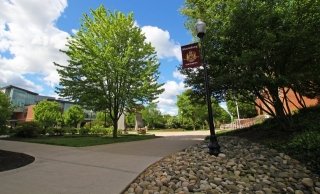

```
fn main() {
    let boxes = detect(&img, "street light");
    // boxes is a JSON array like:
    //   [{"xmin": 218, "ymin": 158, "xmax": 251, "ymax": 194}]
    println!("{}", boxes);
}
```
[{"xmin": 195, "ymin": 19, "xmax": 221, "ymax": 156}]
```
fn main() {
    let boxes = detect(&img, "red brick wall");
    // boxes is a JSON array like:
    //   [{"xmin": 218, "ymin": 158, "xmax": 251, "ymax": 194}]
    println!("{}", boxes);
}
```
[
  {"xmin": 25, "ymin": 105, "xmax": 35, "ymax": 121},
  {"xmin": 256, "ymin": 88, "xmax": 319, "ymax": 115}
]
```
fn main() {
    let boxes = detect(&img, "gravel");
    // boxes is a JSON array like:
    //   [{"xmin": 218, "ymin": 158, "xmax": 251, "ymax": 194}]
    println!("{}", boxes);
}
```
[{"xmin": 123, "ymin": 136, "xmax": 320, "ymax": 194}]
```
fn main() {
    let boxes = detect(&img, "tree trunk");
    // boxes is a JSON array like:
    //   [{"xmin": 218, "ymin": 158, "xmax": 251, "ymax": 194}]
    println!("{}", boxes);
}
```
[
  {"xmin": 267, "ymin": 86, "xmax": 293, "ymax": 131},
  {"xmin": 104, "ymin": 110, "xmax": 107, "ymax": 127},
  {"xmin": 112, "ymin": 119, "xmax": 118, "ymax": 138}
]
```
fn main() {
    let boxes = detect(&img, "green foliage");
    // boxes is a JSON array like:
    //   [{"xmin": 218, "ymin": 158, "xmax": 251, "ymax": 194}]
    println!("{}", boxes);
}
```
[
  {"xmin": 165, "ymin": 115, "xmax": 181, "ymax": 129},
  {"xmin": 0, "ymin": 92, "xmax": 12, "ymax": 129},
  {"xmin": 181, "ymin": 0, "xmax": 320, "ymax": 127},
  {"xmin": 63, "ymin": 105, "xmax": 85, "ymax": 128},
  {"xmin": 55, "ymin": 6, "xmax": 163, "ymax": 138},
  {"xmin": 177, "ymin": 90, "xmax": 230, "ymax": 130},
  {"xmin": 79, "ymin": 127, "xmax": 90, "ymax": 135},
  {"xmin": 125, "ymin": 112, "xmax": 136, "ymax": 128},
  {"xmin": 89, "ymin": 125, "xmax": 113, "ymax": 135},
  {"xmin": 95, "ymin": 111, "xmax": 112, "ymax": 127},
  {"xmin": 177, "ymin": 90, "xmax": 207, "ymax": 130},
  {"xmin": 63, "ymin": 127, "xmax": 77, "ymax": 135},
  {"xmin": 34, "ymin": 101, "xmax": 62, "ymax": 128},
  {"xmin": 14, "ymin": 121, "xmax": 41, "ymax": 138},
  {"xmin": 226, "ymin": 99, "xmax": 257, "ymax": 119},
  {"xmin": 288, "ymin": 131, "xmax": 320, "ymax": 151},
  {"xmin": 141, "ymin": 103, "xmax": 165, "ymax": 129}
]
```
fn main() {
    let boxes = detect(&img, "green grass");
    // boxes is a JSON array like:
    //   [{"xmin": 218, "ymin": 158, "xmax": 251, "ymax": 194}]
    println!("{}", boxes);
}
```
[
  {"xmin": 217, "ymin": 105, "xmax": 320, "ymax": 175},
  {"xmin": 7, "ymin": 134, "xmax": 158, "ymax": 147}
]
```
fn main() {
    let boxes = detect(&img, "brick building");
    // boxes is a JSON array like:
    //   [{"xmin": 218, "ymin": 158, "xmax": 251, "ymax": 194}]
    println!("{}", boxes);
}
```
[{"xmin": 255, "ymin": 88, "xmax": 319, "ymax": 116}]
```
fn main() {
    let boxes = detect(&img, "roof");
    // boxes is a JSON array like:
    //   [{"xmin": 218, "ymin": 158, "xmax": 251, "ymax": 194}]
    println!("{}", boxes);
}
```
[{"xmin": 0, "ymin": 85, "xmax": 38, "ymax": 95}]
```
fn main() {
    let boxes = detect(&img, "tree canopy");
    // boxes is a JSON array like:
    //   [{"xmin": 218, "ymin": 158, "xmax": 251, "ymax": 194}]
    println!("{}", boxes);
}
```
[
  {"xmin": 181, "ymin": 0, "xmax": 320, "ymax": 129},
  {"xmin": 177, "ymin": 90, "xmax": 230, "ymax": 130},
  {"xmin": 63, "ymin": 105, "xmax": 85, "ymax": 128},
  {"xmin": 0, "ymin": 92, "xmax": 12, "ymax": 129},
  {"xmin": 34, "ymin": 101, "xmax": 62, "ymax": 128},
  {"xmin": 55, "ymin": 6, "xmax": 163, "ymax": 137}
]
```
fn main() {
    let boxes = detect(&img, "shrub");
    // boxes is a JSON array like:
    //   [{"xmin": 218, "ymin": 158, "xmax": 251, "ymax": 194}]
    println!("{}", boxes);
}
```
[
  {"xmin": 64, "ymin": 127, "xmax": 77, "ymax": 135},
  {"xmin": 79, "ymin": 127, "xmax": 90, "ymax": 135},
  {"xmin": 14, "ymin": 121, "xmax": 41, "ymax": 138},
  {"xmin": 52, "ymin": 128, "xmax": 66, "ymax": 136},
  {"xmin": 90, "ymin": 125, "xmax": 113, "ymax": 135},
  {"xmin": 0, "ymin": 126, "xmax": 8, "ymax": 135},
  {"xmin": 288, "ymin": 130, "xmax": 320, "ymax": 151}
]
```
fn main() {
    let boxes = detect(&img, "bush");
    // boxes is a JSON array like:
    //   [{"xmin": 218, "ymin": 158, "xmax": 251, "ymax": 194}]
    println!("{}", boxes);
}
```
[
  {"xmin": 79, "ymin": 127, "xmax": 90, "ymax": 135},
  {"xmin": 90, "ymin": 125, "xmax": 113, "ymax": 135},
  {"xmin": 0, "ymin": 126, "xmax": 8, "ymax": 135},
  {"xmin": 64, "ymin": 127, "xmax": 77, "ymax": 135},
  {"xmin": 53, "ymin": 128, "xmax": 66, "ymax": 136},
  {"xmin": 14, "ymin": 122, "xmax": 41, "ymax": 138},
  {"xmin": 288, "ymin": 130, "xmax": 320, "ymax": 151}
]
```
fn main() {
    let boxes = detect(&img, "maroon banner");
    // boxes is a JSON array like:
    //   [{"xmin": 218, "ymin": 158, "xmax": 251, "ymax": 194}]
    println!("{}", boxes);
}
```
[{"xmin": 181, "ymin": 42, "xmax": 202, "ymax": 69}]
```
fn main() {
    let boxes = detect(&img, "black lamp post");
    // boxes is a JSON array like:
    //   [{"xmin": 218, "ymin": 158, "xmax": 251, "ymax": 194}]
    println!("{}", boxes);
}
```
[{"xmin": 195, "ymin": 19, "xmax": 221, "ymax": 156}]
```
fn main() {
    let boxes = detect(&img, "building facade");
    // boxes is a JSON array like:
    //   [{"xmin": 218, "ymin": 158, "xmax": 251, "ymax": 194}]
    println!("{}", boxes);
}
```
[{"xmin": 1, "ymin": 85, "xmax": 94, "ymax": 124}]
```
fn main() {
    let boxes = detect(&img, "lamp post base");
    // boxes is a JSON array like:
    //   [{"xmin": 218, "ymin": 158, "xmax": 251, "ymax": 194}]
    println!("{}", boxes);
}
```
[{"xmin": 208, "ymin": 135, "xmax": 220, "ymax": 156}]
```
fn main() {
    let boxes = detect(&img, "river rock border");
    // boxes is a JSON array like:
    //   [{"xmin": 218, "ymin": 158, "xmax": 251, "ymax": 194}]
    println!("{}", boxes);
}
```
[{"xmin": 123, "ymin": 136, "xmax": 320, "ymax": 194}]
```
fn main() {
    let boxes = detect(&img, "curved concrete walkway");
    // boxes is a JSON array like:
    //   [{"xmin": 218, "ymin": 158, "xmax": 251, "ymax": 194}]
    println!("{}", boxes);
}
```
[{"xmin": 0, "ymin": 131, "xmax": 208, "ymax": 194}]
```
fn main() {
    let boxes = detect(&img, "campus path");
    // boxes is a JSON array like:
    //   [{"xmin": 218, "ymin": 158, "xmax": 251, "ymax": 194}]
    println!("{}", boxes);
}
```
[{"xmin": 0, "ymin": 131, "xmax": 209, "ymax": 194}]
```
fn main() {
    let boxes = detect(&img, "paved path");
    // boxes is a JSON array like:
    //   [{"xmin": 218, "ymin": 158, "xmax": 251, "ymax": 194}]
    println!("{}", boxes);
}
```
[{"xmin": 0, "ymin": 131, "xmax": 208, "ymax": 194}]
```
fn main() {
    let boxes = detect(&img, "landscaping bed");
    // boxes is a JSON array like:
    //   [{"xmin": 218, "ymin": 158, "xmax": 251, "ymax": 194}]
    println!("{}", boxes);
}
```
[{"xmin": 0, "ymin": 149, "xmax": 35, "ymax": 172}]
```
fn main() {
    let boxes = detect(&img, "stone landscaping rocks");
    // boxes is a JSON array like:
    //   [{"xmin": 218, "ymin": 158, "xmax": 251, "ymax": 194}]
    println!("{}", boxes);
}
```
[{"xmin": 123, "ymin": 136, "xmax": 320, "ymax": 194}]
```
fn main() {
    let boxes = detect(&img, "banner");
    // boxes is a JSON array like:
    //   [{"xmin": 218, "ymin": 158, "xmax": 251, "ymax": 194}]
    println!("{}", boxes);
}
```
[{"xmin": 181, "ymin": 42, "xmax": 202, "ymax": 69}]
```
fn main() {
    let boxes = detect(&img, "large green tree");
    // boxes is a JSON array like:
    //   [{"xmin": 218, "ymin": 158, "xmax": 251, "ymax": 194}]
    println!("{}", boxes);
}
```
[
  {"xmin": 63, "ymin": 105, "xmax": 85, "ymax": 128},
  {"xmin": 177, "ymin": 90, "xmax": 207, "ymax": 130},
  {"xmin": 226, "ymin": 99, "xmax": 257, "ymax": 119},
  {"xmin": 34, "ymin": 101, "xmax": 62, "ymax": 128},
  {"xmin": 55, "ymin": 6, "xmax": 163, "ymax": 137},
  {"xmin": 181, "ymin": 0, "xmax": 320, "ymax": 129},
  {"xmin": 0, "ymin": 92, "xmax": 12, "ymax": 129},
  {"xmin": 141, "ymin": 102, "xmax": 163, "ymax": 129},
  {"xmin": 177, "ymin": 90, "xmax": 230, "ymax": 130}
]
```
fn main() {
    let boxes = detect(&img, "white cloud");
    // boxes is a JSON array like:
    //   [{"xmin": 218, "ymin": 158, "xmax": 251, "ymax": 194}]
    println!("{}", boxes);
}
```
[
  {"xmin": 0, "ymin": 0, "xmax": 69, "ymax": 91},
  {"xmin": 173, "ymin": 69, "xmax": 186, "ymax": 80},
  {"xmin": 71, "ymin": 29, "xmax": 78, "ymax": 34},
  {"xmin": 157, "ymin": 80, "xmax": 187, "ymax": 115},
  {"xmin": 141, "ymin": 26, "xmax": 182, "ymax": 62},
  {"xmin": 0, "ymin": 70, "xmax": 43, "ymax": 92}
]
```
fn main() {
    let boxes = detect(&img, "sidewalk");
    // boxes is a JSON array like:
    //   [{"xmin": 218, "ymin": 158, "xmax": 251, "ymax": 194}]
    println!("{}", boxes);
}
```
[{"xmin": 0, "ymin": 132, "xmax": 207, "ymax": 194}]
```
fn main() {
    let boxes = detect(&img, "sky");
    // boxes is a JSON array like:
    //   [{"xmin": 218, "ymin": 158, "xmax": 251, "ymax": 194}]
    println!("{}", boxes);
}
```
[{"xmin": 0, "ymin": 0, "xmax": 195, "ymax": 115}]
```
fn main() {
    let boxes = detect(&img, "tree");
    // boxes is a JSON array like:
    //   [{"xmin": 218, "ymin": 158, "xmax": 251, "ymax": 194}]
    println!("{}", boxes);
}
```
[
  {"xmin": 181, "ymin": 0, "xmax": 320, "ymax": 129},
  {"xmin": 63, "ymin": 105, "xmax": 85, "ymax": 128},
  {"xmin": 141, "ymin": 102, "xmax": 163, "ymax": 129},
  {"xmin": 55, "ymin": 6, "xmax": 163, "ymax": 138},
  {"xmin": 0, "ymin": 92, "xmax": 12, "ymax": 129},
  {"xmin": 34, "ymin": 101, "xmax": 62, "ymax": 128},
  {"xmin": 95, "ymin": 111, "xmax": 113, "ymax": 127},
  {"xmin": 177, "ymin": 90, "xmax": 206, "ymax": 130},
  {"xmin": 226, "ymin": 100, "xmax": 257, "ymax": 119}
]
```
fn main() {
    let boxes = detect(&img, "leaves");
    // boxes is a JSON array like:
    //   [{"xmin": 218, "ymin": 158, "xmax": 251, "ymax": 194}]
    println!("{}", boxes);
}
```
[
  {"xmin": 63, "ymin": 105, "xmax": 85, "ymax": 127},
  {"xmin": 33, "ymin": 101, "xmax": 62, "ymax": 128},
  {"xmin": 181, "ymin": 0, "xmax": 320, "ymax": 126},
  {"xmin": 0, "ymin": 92, "xmax": 12, "ymax": 128},
  {"xmin": 55, "ymin": 6, "xmax": 163, "ymax": 137}
]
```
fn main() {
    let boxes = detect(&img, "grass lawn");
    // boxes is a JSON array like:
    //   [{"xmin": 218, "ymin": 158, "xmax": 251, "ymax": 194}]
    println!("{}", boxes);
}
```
[{"xmin": 7, "ymin": 134, "xmax": 158, "ymax": 147}]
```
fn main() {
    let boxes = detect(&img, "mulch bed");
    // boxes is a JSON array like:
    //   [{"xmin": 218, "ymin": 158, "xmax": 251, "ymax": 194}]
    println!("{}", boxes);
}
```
[{"xmin": 0, "ymin": 150, "xmax": 35, "ymax": 172}]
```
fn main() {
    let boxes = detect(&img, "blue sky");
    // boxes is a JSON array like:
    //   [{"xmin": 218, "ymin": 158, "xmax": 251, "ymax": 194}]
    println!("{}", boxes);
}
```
[{"xmin": 0, "ymin": 0, "xmax": 196, "ymax": 115}]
